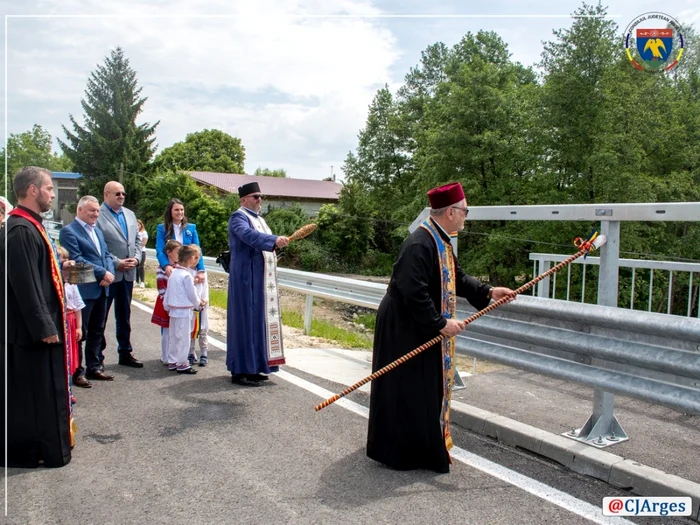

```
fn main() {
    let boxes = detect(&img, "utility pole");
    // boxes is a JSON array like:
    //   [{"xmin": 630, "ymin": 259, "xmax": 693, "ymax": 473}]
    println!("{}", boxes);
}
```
[{"xmin": 119, "ymin": 162, "xmax": 124, "ymax": 185}]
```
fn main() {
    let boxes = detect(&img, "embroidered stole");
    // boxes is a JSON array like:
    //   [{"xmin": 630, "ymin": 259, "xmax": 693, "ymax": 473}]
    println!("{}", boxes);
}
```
[
  {"xmin": 420, "ymin": 219, "xmax": 457, "ymax": 453},
  {"xmin": 9, "ymin": 208, "xmax": 76, "ymax": 446},
  {"xmin": 238, "ymin": 210, "xmax": 285, "ymax": 366}
]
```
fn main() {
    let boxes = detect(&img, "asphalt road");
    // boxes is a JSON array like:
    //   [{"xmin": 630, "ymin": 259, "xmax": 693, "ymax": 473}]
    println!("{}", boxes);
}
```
[{"xmin": 3, "ymin": 306, "xmax": 695, "ymax": 525}]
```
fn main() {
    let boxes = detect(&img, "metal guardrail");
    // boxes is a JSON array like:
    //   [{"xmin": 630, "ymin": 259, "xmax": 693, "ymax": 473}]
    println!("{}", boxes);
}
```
[
  {"xmin": 147, "ymin": 249, "xmax": 700, "ymax": 419},
  {"xmin": 530, "ymin": 253, "xmax": 700, "ymax": 317}
]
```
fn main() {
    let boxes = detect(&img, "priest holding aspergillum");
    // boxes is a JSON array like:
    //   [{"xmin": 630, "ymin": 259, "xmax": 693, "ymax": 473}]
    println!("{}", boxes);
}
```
[{"xmin": 367, "ymin": 181, "xmax": 515, "ymax": 473}]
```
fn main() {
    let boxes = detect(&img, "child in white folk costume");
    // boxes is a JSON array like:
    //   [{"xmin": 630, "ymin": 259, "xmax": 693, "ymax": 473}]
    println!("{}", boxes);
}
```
[
  {"xmin": 188, "ymin": 270, "xmax": 210, "ymax": 366},
  {"xmin": 151, "ymin": 240, "xmax": 182, "ymax": 366},
  {"xmin": 163, "ymin": 245, "xmax": 206, "ymax": 374}
]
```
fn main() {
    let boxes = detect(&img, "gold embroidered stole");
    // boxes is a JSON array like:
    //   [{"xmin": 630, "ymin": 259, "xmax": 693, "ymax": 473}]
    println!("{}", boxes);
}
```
[{"xmin": 420, "ymin": 219, "xmax": 457, "ymax": 453}]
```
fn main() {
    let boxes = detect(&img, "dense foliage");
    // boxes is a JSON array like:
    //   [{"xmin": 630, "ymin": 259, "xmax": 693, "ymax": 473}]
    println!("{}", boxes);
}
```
[{"xmin": 9, "ymin": 5, "xmax": 699, "ymax": 315}]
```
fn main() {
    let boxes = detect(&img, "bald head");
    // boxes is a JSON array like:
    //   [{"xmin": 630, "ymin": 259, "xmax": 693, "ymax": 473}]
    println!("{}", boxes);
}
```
[{"xmin": 103, "ymin": 180, "xmax": 126, "ymax": 210}]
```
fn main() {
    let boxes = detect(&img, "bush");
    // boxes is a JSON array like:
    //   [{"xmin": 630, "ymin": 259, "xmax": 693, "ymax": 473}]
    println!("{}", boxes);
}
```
[{"xmin": 264, "ymin": 204, "xmax": 309, "ymax": 236}]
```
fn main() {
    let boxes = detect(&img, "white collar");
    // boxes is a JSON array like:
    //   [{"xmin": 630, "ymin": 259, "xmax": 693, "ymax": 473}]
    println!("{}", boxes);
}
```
[{"xmin": 75, "ymin": 217, "xmax": 94, "ymax": 230}]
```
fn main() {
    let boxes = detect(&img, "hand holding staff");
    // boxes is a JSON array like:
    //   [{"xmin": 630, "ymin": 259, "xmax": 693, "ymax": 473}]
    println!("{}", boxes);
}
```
[{"xmin": 314, "ymin": 232, "xmax": 607, "ymax": 412}]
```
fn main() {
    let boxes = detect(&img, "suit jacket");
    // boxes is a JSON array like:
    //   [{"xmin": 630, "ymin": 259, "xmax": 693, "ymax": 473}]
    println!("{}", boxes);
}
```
[
  {"xmin": 155, "ymin": 222, "xmax": 205, "ymax": 272},
  {"xmin": 59, "ymin": 220, "xmax": 115, "ymax": 300},
  {"xmin": 97, "ymin": 203, "xmax": 142, "ymax": 283}
]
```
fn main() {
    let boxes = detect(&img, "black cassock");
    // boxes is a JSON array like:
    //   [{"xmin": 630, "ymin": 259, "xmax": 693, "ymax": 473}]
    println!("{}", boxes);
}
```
[
  {"xmin": 367, "ymin": 220, "xmax": 491, "ymax": 473},
  {"xmin": 0, "ymin": 207, "xmax": 71, "ymax": 468}
]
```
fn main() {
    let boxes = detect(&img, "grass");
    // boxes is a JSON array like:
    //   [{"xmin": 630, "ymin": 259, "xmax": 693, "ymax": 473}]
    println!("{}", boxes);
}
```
[
  {"xmin": 209, "ymin": 288, "xmax": 227, "ymax": 309},
  {"xmin": 355, "ymin": 313, "xmax": 376, "ymax": 331},
  {"xmin": 281, "ymin": 311, "xmax": 373, "ymax": 349}
]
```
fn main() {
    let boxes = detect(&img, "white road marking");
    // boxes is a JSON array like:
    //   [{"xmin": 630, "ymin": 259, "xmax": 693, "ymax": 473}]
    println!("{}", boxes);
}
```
[{"xmin": 132, "ymin": 300, "xmax": 634, "ymax": 525}]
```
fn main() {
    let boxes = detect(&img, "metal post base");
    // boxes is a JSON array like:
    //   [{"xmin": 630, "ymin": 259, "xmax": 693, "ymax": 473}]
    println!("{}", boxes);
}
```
[
  {"xmin": 563, "ymin": 389, "xmax": 629, "ymax": 447},
  {"xmin": 563, "ymin": 414, "xmax": 629, "ymax": 448},
  {"xmin": 453, "ymin": 366, "xmax": 468, "ymax": 391}
]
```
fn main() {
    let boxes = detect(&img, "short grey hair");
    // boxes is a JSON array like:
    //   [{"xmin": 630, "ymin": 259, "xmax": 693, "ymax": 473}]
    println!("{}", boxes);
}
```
[
  {"xmin": 77, "ymin": 195, "xmax": 99, "ymax": 208},
  {"xmin": 429, "ymin": 205, "xmax": 450, "ymax": 217},
  {"xmin": 13, "ymin": 166, "xmax": 52, "ymax": 199}
]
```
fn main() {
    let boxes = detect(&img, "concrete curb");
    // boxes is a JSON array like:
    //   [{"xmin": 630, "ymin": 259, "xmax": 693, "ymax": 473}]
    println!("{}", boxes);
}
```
[{"xmin": 451, "ymin": 400, "xmax": 700, "ymax": 522}]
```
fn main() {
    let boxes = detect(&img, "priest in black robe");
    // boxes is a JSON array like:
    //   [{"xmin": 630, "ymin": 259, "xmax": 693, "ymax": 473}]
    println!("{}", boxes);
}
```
[
  {"xmin": 367, "ymin": 182, "xmax": 515, "ymax": 473},
  {"xmin": 0, "ymin": 166, "xmax": 72, "ymax": 468}
]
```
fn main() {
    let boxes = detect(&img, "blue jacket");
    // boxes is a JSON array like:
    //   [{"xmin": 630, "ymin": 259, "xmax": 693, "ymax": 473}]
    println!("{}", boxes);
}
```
[
  {"xmin": 59, "ymin": 220, "xmax": 116, "ymax": 300},
  {"xmin": 155, "ymin": 222, "xmax": 205, "ymax": 272}
]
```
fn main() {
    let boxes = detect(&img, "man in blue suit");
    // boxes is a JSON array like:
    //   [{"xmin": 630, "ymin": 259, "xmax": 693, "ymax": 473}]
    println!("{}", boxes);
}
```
[{"xmin": 59, "ymin": 196, "xmax": 116, "ymax": 387}]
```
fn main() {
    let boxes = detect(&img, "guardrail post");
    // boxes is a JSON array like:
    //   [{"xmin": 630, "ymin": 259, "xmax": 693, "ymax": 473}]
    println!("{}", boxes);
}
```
[
  {"xmin": 304, "ymin": 294, "xmax": 314, "ymax": 335},
  {"xmin": 537, "ymin": 260, "xmax": 551, "ymax": 298},
  {"xmin": 565, "ymin": 219, "xmax": 628, "ymax": 447}
]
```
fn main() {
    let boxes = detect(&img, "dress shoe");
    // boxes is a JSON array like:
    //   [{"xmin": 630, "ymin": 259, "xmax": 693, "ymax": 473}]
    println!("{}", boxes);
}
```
[
  {"xmin": 232, "ymin": 374, "xmax": 262, "ymax": 387},
  {"xmin": 177, "ymin": 367, "xmax": 198, "ymax": 375},
  {"xmin": 73, "ymin": 375, "xmax": 92, "ymax": 388},
  {"xmin": 118, "ymin": 354, "xmax": 144, "ymax": 368},
  {"xmin": 86, "ymin": 370, "xmax": 115, "ymax": 381},
  {"xmin": 249, "ymin": 373, "xmax": 270, "ymax": 382}
]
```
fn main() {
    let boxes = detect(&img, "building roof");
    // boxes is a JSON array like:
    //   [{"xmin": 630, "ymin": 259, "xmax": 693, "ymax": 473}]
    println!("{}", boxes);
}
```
[
  {"xmin": 189, "ymin": 171, "xmax": 342, "ymax": 201},
  {"xmin": 52, "ymin": 171, "xmax": 82, "ymax": 180}
]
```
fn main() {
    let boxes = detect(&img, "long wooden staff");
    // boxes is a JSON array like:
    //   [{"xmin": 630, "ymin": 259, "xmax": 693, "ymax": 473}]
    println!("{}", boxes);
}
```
[{"xmin": 314, "ymin": 232, "xmax": 607, "ymax": 412}]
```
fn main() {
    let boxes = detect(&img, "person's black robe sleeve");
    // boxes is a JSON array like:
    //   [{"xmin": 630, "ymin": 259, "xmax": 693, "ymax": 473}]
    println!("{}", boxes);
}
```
[
  {"xmin": 7, "ymin": 225, "xmax": 58, "ymax": 341},
  {"xmin": 454, "ymin": 257, "xmax": 492, "ymax": 311},
  {"xmin": 394, "ymin": 241, "xmax": 447, "ymax": 333}
]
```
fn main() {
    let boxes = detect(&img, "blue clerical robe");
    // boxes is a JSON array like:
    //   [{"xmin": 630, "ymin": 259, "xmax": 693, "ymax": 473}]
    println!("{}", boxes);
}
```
[{"xmin": 226, "ymin": 208, "xmax": 279, "ymax": 375}]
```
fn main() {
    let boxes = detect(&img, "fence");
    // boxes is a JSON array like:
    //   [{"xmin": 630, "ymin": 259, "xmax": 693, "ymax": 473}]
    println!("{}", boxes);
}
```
[{"xmin": 530, "ymin": 253, "xmax": 700, "ymax": 317}]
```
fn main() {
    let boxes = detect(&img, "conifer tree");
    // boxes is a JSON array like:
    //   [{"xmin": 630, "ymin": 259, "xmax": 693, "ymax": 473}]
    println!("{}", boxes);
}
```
[{"xmin": 59, "ymin": 47, "xmax": 158, "ymax": 199}]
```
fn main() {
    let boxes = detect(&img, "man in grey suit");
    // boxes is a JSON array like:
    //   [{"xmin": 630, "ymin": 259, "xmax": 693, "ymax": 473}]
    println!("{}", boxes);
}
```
[{"xmin": 97, "ymin": 181, "xmax": 144, "ymax": 368}]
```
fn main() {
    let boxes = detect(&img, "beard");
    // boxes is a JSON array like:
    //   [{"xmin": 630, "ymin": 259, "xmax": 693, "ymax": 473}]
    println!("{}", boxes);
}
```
[{"xmin": 36, "ymin": 195, "xmax": 52, "ymax": 213}]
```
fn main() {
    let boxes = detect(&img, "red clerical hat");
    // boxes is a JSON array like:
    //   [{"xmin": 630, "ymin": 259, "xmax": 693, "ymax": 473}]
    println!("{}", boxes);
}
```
[{"xmin": 427, "ymin": 182, "xmax": 465, "ymax": 209}]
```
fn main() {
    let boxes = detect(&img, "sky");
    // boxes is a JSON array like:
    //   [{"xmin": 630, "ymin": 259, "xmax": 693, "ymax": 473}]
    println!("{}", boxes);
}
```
[{"xmin": 2, "ymin": 0, "xmax": 699, "ymax": 182}]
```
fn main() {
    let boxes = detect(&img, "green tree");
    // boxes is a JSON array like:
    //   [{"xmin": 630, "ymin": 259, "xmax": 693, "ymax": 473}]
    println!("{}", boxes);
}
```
[
  {"xmin": 254, "ymin": 167, "xmax": 286, "ymax": 178},
  {"xmin": 154, "ymin": 129, "xmax": 245, "ymax": 174},
  {"xmin": 1, "ymin": 125, "xmax": 73, "ymax": 201},
  {"xmin": 138, "ymin": 171, "xmax": 234, "ymax": 256},
  {"xmin": 59, "ymin": 47, "xmax": 158, "ymax": 200}
]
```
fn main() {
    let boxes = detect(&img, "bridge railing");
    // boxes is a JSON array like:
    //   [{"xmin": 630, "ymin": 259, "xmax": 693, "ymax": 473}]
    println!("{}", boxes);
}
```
[
  {"xmin": 146, "ymin": 247, "xmax": 700, "ymax": 448},
  {"xmin": 529, "ymin": 253, "xmax": 700, "ymax": 317}
]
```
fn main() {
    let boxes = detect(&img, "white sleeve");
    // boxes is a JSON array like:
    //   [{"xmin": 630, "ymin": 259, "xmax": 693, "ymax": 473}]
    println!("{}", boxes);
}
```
[
  {"xmin": 163, "ymin": 283, "xmax": 172, "ymax": 311},
  {"xmin": 185, "ymin": 275, "xmax": 201, "ymax": 307},
  {"xmin": 74, "ymin": 287, "xmax": 86, "ymax": 311}
]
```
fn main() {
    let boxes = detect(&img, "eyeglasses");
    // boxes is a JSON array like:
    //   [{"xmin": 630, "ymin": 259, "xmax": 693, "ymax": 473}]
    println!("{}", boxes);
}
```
[
  {"xmin": 451, "ymin": 206, "xmax": 469, "ymax": 216},
  {"xmin": 114, "ymin": 192, "xmax": 127, "ymax": 197},
  {"xmin": 249, "ymin": 194, "xmax": 263, "ymax": 200}
]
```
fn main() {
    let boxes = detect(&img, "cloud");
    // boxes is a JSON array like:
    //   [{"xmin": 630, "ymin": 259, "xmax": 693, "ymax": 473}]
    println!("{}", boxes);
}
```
[
  {"xmin": 5, "ymin": 0, "xmax": 399, "ymax": 179},
  {"xmin": 4, "ymin": 0, "xmax": 696, "ymax": 181}
]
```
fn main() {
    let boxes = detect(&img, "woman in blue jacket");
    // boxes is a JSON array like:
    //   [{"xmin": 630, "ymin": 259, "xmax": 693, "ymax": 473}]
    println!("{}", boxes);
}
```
[{"xmin": 156, "ymin": 198, "xmax": 205, "ymax": 283}]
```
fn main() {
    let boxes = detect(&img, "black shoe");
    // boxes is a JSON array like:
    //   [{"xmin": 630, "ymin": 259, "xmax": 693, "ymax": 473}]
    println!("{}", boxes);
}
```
[
  {"xmin": 118, "ymin": 354, "xmax": 144, "ymax": 368},
  {"xmin": 249, "ymin": 373, "xmax": 270, "ymax": 381},
  {"xmin": 177, "ymin": 367, "xmax": 198, "ymax": 375},
  {"xmin": 232, "ymin": 375, "xmax": 262, "ymax": 387}
]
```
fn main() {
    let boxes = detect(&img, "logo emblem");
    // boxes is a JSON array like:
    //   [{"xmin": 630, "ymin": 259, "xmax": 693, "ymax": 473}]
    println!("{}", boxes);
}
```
[{"xmin": 624, "ymin": 12, "xmax": 685, "ymax": 72}]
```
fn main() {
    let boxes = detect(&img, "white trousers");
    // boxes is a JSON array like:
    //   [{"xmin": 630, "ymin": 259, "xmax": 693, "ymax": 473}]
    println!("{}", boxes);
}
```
[
  {"xmin": 161, "ymin": 327, "xmax": 169, "ymax": 363},
  {"xmin": 168, "ymin": 314, "xmax": 192, "ymax": 368}
]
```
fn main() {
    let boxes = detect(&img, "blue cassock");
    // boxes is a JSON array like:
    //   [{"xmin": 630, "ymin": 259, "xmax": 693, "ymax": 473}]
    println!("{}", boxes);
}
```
[{"xmin": 226, "ymin": 208, "xmax": 279, "ymax": 375}]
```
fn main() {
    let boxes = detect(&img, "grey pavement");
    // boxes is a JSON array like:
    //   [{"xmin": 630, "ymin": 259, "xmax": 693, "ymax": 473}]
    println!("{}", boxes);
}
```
[{"xmin": 3, "ymin": 305, "xmax": 699, "ymax": 524}]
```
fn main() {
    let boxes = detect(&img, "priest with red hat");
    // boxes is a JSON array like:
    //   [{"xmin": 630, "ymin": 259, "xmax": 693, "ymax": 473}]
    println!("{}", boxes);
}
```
[{"xmin": 367, "ymin": 181, "xmax": 515, "ymax": 473}]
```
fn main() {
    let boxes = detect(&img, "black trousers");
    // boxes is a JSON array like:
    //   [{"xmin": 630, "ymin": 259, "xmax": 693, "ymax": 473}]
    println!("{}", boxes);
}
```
[
  {"xmin": 103, "ymin": 279, "xmax": 134, "ymax": 356},
  {"xmin": 77, "ymin": 289, "xmax": 108, "ymax": 376}
]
